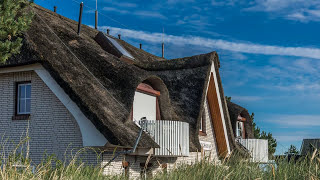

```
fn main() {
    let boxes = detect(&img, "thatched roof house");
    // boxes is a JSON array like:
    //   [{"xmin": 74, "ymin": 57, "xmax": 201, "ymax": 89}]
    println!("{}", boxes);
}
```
[
  {"xmin": 0, "ymin": 5, "xmax": 249, "ymax": 172},
  {"xmin": 227, "ymin": 101, "xmax": 254, "ymax": 139}
]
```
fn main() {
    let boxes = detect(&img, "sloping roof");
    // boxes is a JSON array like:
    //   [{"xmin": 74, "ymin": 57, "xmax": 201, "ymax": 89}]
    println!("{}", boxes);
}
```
[
  {"xmin": 300, "ymin": 139, "xmax": 320, "ymax": 155},
  {"xmin": 227, "ymin": 101, "xmax": 254, "ymax": 139},
  {"xmin": 1, "ymin": 5, "xmax": 246, "ymax": 154},
  {"xmin": 2, "ymin": 5, "xmax": 161, "ymax": 148}
]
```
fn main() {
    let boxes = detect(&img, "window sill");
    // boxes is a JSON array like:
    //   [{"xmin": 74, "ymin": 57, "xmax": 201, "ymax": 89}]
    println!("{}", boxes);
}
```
[
  {"xmin": 199, "ymin": 131, "xmax": 207, "ymax": 136},
  {"xmin": 12, "ymin": 114, "xmax": 30, "ymax": 120}
]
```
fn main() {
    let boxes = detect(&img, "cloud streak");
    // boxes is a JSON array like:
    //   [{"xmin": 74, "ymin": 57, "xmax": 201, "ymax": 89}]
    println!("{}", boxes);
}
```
[
  {"xmin": 245, "ymin": 0, "xmax": 320, "ymax": 22},
  {"xmin": 265, "ymin": 115, "xmax": 320, "ymax": 127},
  {"xmin": 99, "ymin": 26, "xmax": 320, "ymax": 59}
]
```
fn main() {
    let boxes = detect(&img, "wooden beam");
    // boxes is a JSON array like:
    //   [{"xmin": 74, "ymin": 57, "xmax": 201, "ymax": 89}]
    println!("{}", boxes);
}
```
[{"xmin": 207, "ymin": 73, "xmax": 228, "ymax": 157}]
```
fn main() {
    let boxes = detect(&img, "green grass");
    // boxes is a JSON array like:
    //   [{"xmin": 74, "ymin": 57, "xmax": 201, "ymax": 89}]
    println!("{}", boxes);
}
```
[{"xmin": 1, "ymin": 145, "xmax": 320, "ymax": 180}]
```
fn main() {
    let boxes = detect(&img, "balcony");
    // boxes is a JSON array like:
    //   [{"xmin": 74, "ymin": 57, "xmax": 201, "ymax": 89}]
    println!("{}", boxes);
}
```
[
  {"xmin": 139, "ymin": 120, "xmax": 189, "ymax": 157},
  {"xmin": 237, "ymin": 138, "xmax": 268, "ymax": 163}
]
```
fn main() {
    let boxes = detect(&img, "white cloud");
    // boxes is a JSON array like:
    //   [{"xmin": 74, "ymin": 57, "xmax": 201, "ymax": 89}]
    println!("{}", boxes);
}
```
[
  {"xmin": 211, "ymin": 0, "xmax": 237, "ymax": 6},
  {"xmin": 232, "ymin": 96, "xmax": 264, "ymax": 102},
  {"xmin": 134, "ymin": 11, "xmax": 167, "ymax": 20},
  {"xmin": 102, "ymin": 7, "xmax": 129, "ymax": 14},
  {"xmin": 99, "ymin": 26, "xmax": 320, "ymax": 59},
  {"xmin": 265, "ymin": 115, "xmax": 320, "ymax": 127},
  {"xmin": 101, "ymin": 8, "xmax": 167, "ymax": 19},
  {"xmin": 245, "ymin": 0, "xmax": 320, "ymax": 22},
  {"xmin": 110, "ymin": 2, "xmax": 137, "ymax": 8}
]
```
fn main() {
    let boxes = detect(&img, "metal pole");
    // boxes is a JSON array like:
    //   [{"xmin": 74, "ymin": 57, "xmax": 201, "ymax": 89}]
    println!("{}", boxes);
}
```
[
  {"xmin": 162, "ymin": 43, "xmax": 164, "ymax": 58},
  {"xmin": 77, "ymin": 2, "xmax": 83, "ymax": 35},
  {"xmin": 95, "ymin": 0, "xmax": 98, "ymax": 29},
  {"xmin": 95, "ymin": 10, "xmax": 98, "ymax": 29},
  {"xmin": 54, "ymin": 6, "xmax": 57, "ymax": 13},
  {"xmin": 140, "ymin": 43, "xmax": 142, "ymax": 49}
]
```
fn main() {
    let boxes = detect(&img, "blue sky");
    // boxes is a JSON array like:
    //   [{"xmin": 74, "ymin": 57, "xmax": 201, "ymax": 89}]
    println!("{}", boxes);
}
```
[{"xmin": 35, "ymin": 0, "xmax": 320, "ymax": 154}]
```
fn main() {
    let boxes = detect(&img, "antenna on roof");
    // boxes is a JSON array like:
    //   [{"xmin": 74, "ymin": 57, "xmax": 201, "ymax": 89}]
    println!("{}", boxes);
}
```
[
  {"xmin": 77, "ymin": 2, "xmax": 83, "ymax": 35},
  {"xmin": 53, "ymin": 6, "xmax": 57, "ymax": 13},
  {"xmin": 95, "ymin": 0, "xmax": 98, "ymax": 29},
  {"xmin": 162, "ymin": 27, "xmax": 164, "ymax": 58}
]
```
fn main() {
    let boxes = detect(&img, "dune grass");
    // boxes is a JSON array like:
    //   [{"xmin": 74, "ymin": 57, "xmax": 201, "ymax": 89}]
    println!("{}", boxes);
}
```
[{"xmin": 0, "ymin": 139, "xmax": 320, "ymax": 180}]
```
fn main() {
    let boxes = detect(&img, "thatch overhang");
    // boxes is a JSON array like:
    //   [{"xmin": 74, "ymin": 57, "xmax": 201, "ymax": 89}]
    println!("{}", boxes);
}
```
[{"xmin": 227, "ymin": 101, "xmax": 254, "ymax": 139}]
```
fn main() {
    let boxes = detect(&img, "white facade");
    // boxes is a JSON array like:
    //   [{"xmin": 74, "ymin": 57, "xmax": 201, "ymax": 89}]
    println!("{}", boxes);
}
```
[{"xmin": 0, "ymin": 67, "xmax": 98, "ymax": 165}]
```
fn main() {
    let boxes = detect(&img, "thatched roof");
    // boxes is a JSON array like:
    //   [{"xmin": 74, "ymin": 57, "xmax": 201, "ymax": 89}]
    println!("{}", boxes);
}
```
[
  {"xmin": 1, "ymin": 5, "xmax": 246, "ymax": 154},
  {"xmin": 300, "ymin": 139, "xmax": 320, "ymax": 155},
  {"xmin": 227, "ymin": 101, "xmax": 254, "ymax": 139},
  {"xmin": 2, "ymin": 5, "xmax": 161, "ymax": 148}
]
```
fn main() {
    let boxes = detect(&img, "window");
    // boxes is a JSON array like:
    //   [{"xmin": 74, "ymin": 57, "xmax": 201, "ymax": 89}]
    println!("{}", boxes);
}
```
[
  {"xmin": 199, "ymin": 111, "xmax": 206, "ymax": 136},
  {"xmin": 132, "ymin": 83, "xmax": 160, "ymax": 125},
  {"xmin": 17, "ymin": 83, "xmax": 31, "ymax": 115},
  {"xmin": 236, "ymin": 121, "xmax": 243, "ymax": 138},
  {"xmin": 199, "ymin": 117, "xmax": 203, "ymax": 131}
]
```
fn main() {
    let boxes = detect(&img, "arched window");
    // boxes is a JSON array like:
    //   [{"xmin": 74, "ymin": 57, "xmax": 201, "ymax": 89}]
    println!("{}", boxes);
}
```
[{"xmin": 132, "ymin": 83, "xmax": 160, "ymax": 125}]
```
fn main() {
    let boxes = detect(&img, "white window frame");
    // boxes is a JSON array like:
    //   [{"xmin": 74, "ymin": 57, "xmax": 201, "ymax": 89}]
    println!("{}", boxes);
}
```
[
  {"xmin": 199, "ymin": 117, "xmax": 203, "ymax": 132},
  {"xmin": 17, "ymin": 83, "xmax": 31, "ymax": 115},
  {"xmin": 236, "ymin": 121, "xmax": 243, "ymax": 138}
]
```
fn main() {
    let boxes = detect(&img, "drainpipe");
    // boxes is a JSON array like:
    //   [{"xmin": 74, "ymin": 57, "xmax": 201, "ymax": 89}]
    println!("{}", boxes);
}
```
[{"xmin": 104, "ymin": 120, "xmax": 146, "ymax": 166}]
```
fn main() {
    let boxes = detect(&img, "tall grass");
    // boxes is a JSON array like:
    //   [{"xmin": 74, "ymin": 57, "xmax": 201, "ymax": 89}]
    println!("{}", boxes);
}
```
[
  {"xmin": 153, "ymin": 151, "xmax": 320, "ymax": 180},
  {"xmin": 0, "ymin": 138, "xmax": 320, "ymax": 180}
]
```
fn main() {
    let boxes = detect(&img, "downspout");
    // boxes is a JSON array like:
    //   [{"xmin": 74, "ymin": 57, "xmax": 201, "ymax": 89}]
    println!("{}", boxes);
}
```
[{"xmin": 104, "ymin": 120, "xmax": 146, "ymax": 166}]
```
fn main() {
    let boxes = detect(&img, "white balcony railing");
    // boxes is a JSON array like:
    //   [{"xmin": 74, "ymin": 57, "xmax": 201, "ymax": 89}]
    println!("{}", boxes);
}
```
[
  {"xmin": 238, "ymin": 139, "xmax": 268, "ymax": 163},
  {"xmin": 140, "ymin": 120, "xmax": 189, "ymax": 157}
]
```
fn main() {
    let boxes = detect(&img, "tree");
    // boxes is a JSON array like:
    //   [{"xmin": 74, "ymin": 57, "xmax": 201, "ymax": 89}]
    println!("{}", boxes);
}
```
[
  {"xmin": 251, "ymin": 112, "xmax": 261, "ymax": 138},
  {"xmin": 0, "ymin": 0, "xmax": 33, "ymax": 63},
  {"xmin": 284, "ymin": 145, "xmax": 299, "ymax": 155},
  {"xmin": 251, "ymin": 113, "xmax": 277, "ymax": 157}
]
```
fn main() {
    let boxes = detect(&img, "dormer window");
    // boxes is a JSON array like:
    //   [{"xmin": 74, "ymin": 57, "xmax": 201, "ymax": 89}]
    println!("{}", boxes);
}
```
[
  {"xmin": 95, "ymin": 32, "xmax": 135, "ymax": 64},
  {"xmin": 236, "ymin": 121, "xmax": 243, "ymax": 138},
  {"xmin": 236, "ymin": 115, "xmax": 246, "ymax": 138},
  {"xmin": 132, "ymin": 83, "xmax": 160, "ymax": 125}
]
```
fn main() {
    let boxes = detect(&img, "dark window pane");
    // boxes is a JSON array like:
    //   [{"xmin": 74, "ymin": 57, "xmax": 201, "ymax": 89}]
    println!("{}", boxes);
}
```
[
  {"xmin": 26, "ymin": 85, "xmax": 31, "ymax": 98},
  {"xmin": 19, "ymin": 99, "xmax": 25, "ymax": 113},
  {"xmin": 26, "ymin": 99, "xmax": 31, "ymax": 113},
  {"xmin": 19, "ymin": 85, "xmax": 25, "ymax": 98}
]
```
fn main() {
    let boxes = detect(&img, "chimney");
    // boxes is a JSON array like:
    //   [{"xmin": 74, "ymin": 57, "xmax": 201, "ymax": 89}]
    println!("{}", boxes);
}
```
[
  {"xmin": 95, "ymin": 10, "xmax": 98, "ymax": 30},
  {"xmin": 162, "ymin": 42, "xmax": 164, "ymax": 58},
  {"xmin": 107, "ymin": 29, "xmax": 110, "ymax": 35},
  {"xmin": 118, "ymin": 34, "xmax": 121, "ymax": 39},
  {"xmin": 139, "ymin": 43, "xmax": 142, "ymax": 49},
  {"xmin": 77, "ymin": 2, "xmax": 84, "ymax": 35},
  {"xmin": 54, "ymin": 6, "xmax": 57, "ymax": 13}
]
